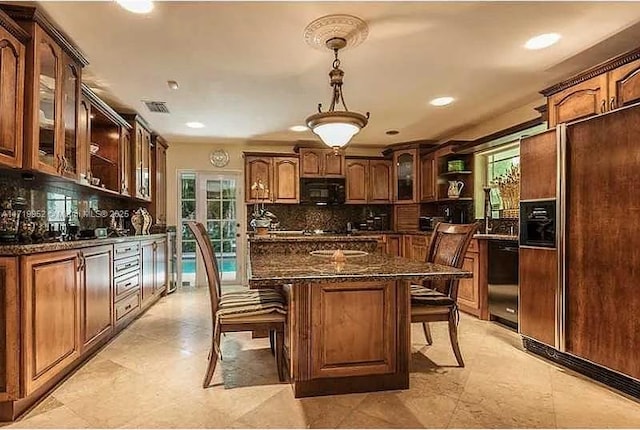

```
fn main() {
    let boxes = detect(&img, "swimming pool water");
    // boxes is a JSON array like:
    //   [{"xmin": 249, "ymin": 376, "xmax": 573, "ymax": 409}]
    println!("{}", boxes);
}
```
[{"xmin": 182, "ymin": 258, "xmax": 236, "ymax": 273}]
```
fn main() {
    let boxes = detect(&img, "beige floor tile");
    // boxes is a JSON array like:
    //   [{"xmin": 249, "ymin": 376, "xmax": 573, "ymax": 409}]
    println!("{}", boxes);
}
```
[{"xmin": 7, "ymin": 406, "xmax": 91, "ymax": 429}]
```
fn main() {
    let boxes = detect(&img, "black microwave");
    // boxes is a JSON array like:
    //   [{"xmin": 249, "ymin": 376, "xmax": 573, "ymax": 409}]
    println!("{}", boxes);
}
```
[{"xmin": 300, "ymin": 178, "xmax": 345, "ymax": 205}]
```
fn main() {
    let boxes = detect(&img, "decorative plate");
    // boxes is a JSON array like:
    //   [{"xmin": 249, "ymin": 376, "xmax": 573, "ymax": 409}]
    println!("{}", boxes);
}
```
[{"xmin": 209, "ymin": 149, "xmax": 229, "ymax": 167}]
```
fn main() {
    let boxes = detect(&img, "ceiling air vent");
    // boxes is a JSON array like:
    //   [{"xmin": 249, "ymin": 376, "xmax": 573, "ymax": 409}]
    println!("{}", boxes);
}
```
[{"xmin": 143, "ymin": 101, "xmax": 170, "ymax": 114}]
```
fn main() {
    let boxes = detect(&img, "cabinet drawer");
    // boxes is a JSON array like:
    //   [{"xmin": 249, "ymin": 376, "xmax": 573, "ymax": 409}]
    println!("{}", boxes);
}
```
[
  {"xmin": 114, "ymin": 242, "xmax": 140, "ymax": 260},
  {"xmin": 115, "ymin": 272, "xmax": 140, "ymax": 298},
  {"xmin": 114, "ymin": 255, "xmax": 140, "ymax": 277},
  {"xmin": 468, "ymin": 239, "xmax": 479, "ymax": 253},
  {"xmin": 115, "ymin": 291, "xmax": 140, "ymax": 323}
]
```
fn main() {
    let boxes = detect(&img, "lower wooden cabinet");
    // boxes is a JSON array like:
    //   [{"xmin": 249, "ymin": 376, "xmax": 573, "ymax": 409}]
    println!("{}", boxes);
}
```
[
  {"xmin": 385, "ymin": 235, "xmax": 402, "ymax": 257},
  {"xmin": 21, "ymin": 251, "xmax": 81, "ymax": 396},
  {"xmin": 80, "ymin": 245, "xmax": 114, "ymax": 352},
  {"xmin": 141, "ymin": 238, "xmax": 167, "ymax": 309},
  {"xmin": 456, "ymin": 239, "xmax": 488, "ymax": 319}
]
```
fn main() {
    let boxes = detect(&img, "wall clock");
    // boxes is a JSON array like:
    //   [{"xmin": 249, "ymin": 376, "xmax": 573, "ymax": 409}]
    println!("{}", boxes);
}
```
[{"xmin": 209, "ymin": 149, "xmax": 230, "ymax": 167}]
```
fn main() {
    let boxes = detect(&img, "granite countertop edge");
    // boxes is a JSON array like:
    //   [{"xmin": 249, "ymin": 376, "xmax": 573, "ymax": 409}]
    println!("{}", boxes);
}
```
[
  {"xmin": 0, "ymin": 233, "xmax": 168, "ymax": 256},
  {"xmin": 473, "ymin": 234, "xmax": 519, "ymax": 241}
]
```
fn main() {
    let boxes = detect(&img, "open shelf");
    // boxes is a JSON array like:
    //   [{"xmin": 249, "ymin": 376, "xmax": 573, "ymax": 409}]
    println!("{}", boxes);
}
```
[{"xmin": 440, "ymin": 170, "xmax": 472, "ymax": 177}]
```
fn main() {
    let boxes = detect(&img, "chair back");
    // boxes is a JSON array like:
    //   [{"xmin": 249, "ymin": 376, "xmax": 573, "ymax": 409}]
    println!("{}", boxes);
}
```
[
  {"xmin": 425, "ymin": 222, "xmax": 478, "ymax": 300},
  {"xmin": 187, "ymin": 221, "xmax": 221, "ymax": 317}
]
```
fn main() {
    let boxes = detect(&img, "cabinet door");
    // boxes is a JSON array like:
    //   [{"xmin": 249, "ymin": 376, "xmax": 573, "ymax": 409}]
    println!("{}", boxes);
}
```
[
  {"xmin": 0, "ymin": 26, "xmax": 25, "ymax": 168},
  {"xmin": 300, "ymin": 149, "xmax": 323, "ymax": 177},
  {"xmin": 245, "ymin": 156, "xmax": 273, "ymax": 203},
  {"xmin": 142, "ymin": 129, "xmax": 152, "ymax": 201},
  {"xmin": 410, "ymin": 236, "xmax": 428, "ymax": 262},
  {"xmin": 457, "ymin": 252, "xmax": 479, "ymax": 311},
  {"xmin": 155, "ymin": 239, "xmax": 167, "ymax": 295},
  {"xmin": 141, "ymin": 241, "xmax": 155, "ymax": 307},
  {"xmin": 547, "ymin": 74, "xmax": 608, "ymax": 127},
  {"xmin": 60, "ymin": 55, "xmax": 80, "ymax": 179},
  {"xmin": 393, "ymin": 204, "xmax": 420, "ymax": 231},
  {"xmin": 393, "ymin": 149, "xmax": 418, "ymax": 203},
  {"xmin": 346, "ymin": 159, "xmax": 368, "ymax": 203},
  {"xmin": 120, "ymin": 128, "xmax": 131, "ymax": 196},
  {"xmin": 369, "ymin": 160, "xmax": 392, "ymax": 203},
  {"xmin": 157, "ymin": 144, "xmax": 167, "ymax": 223},
  {"xmin": 31, "ymin": 30, "xmax": 62, "ymax": 175},
  {"xmin": 133, "ymin": 126, "xmax": 144, "ymax": 199},
  {"xmin": 386, "ymin": 235, "xmax": 401, "ymax": 257},
  {"xmin": 22, "ymin": 251, "xmax": 80, "ymax": 396},
  {"xmin": 80, "ymin": 245, "xmax": 113, "ymax": 352},
  {"xmin": 520, "ymin": 129, "xmax": 557, "ymax": 201},
  {"xmin": 77, "ymin": 97, "xmax": 91, "ymax": 181},
  {"xmin": 608, "ymin": 59, "xmax": 640, "ymax": 109},
  {"xmin": 273, "ymin": 157, "xmax": 299, "ymax": 203},
  {"xmin": 323, "ymin": 150, "xmax": 345, "ymax": 177},
  {"xmin": 420, "ymin": 154, "xmax": 437, "ymax": 202}
]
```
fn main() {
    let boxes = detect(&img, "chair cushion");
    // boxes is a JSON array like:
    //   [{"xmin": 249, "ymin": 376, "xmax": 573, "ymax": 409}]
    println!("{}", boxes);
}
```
[
  {"xmin": 410, "ymin": 285, "xmax": 455, "ymax": 306},
  {"xmin": 216, "ymin": 289, "xmax": 287, "ymax": 320}
]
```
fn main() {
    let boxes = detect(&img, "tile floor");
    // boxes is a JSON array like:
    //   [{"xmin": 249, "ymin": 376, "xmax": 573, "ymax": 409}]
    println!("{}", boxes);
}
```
[{"xmin": 4, "ymin": 287, "xmax": 640, "ymax": 429}]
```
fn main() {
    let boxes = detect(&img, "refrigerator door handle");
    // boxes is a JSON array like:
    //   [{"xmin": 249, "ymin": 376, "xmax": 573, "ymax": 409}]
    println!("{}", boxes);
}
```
[{"xmin": 556, "ymin": 124, "xmax": 567, "ymax": 352}]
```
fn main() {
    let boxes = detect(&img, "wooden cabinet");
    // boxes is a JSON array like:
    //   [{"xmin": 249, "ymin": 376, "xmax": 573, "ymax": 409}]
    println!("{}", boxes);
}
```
[
  {"xmin": 300, "ymin": 148, "xmax": 345, "ymax": 178},
  {"xmin": 544, "ymin": 49, "xmax": 640, "ymax": 126},
  {"xmin": 80, "ymin": 245, "xmax": 113, "ymax": 352},
  {"xmin": 120, "ymin": 128, "xmax": 131, "ymax": 196},
  {"xmin": 393, "ymin": 204, "xmax": 420, "ymax": 231},
  {"xmin": 273, "ymin": 157, "xmax": 299, "ymax": 203},
  {"xmin": 0, "ymin": 257, "xmax": 19, "ymax": 401},
  {"xmin": 244, "ymin": 153, "xmax": 299, "ymax": 203},
  {"xmin": 385, "ymin": 235, "xmax": 402, "ymax": 257},
  {"xmin": 457, "ymin": 239, "xmax": 480, "ymax": 313},
  {"xmin": 345, "ymin": 159, "xmax": 368, "ymax": 203},
  {"xmin": 123, "ymin": 114, "xmax": 153, "ymax": 201},
  {"xmin": 607, "ymin": 58, "xmax": 640, "ymax": 109},
  {"xmin": 21, "ymin": 251, "xmax": 81, "ymax": 396},
  {"xmin": 393, "ymin": 149, "xmax": 418, "ymax": 203},
  {"xmin": 409, "ymin": 235, "xmax": 429, "ymax": 263},
  {"xmin": 420, "ymin": 153, "xmax": 437, "ymax": 202},
  {"xmin": 141, "ymin": 238, "xmax": 167, "ymax": 308},
  {"xmin": 520, "ymin": 129, "xmax": 557, "ymax": 201},
  {"xmin": 547, "ymin": 75, "xmax": 608, "ymax": 127},
  {"xmin": 8, "ymin": 4, "xmax": 88, "ymax": 178},
  {"xmin": 155, "ymin": 238, "xmax": 167, "ymax": 295},
  {"xmin": 0, "ymin": 14, "xmax": 26, "ymax": 169},
  {"xmin": 151, "ymin": 135, "xmax": 168, "ymax": 225},
  {"xmin": 346, "ymin": 158, "xmax": 392, "ymax": 204}
]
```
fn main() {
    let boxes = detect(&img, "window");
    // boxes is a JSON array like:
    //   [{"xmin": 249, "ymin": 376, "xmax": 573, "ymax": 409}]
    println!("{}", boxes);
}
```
[{"xmin": 485, "ymin": 145, "xmax": 520, "ymax": 217}]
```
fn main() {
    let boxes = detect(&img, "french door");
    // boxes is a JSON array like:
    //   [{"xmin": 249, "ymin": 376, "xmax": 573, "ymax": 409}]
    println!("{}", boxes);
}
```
[{"xmin": 178, "ymin": 171, "xmax": 245, "ymax": 288}]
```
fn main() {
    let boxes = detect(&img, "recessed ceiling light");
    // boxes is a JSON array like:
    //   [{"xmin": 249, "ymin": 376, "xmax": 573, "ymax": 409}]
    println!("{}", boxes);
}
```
[
  {"xmin": 167, "ymin": 80, "xmax": 179, "ymax": 90},
  {"xmin": 430, "ymin": 97, "xmax": 455, "ymax": 107},
  {"xmin": 186, "ymin": 122, "xmax": 205, "ymax": 129},
  {"xmin": 116, "ymin": 0, "xmax": 154, "ymax": 14},
  {"xmin": 289, "ymin": 125, "xmax": 308, "ymax": 132},
  {"xmin": 524, "ymin": 33, "xmax": 561, "ymax": 50},
  {"xmin": 385, "ymin": 130, "xmax": 399, "ymax": 135}
]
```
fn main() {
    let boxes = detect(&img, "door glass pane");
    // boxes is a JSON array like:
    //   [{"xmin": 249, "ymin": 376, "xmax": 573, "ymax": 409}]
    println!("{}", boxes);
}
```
[
  {"xmin": 397, "ymin": 153, "xmax": 414, "ymax": 200},
  {"xmin": 63, "ymin": 64, "xmax": 77, "ymax": 174},
  {"xmin": 38, "ymin": 42, "xmax": 57, "ymax": 167},
  {"xmin": 179, "ymin": 173, "xmax": 197, "ymax": 287},
  {"xmin": 206, "ymin": 178, "xmax": 238, "ymax": 282}
]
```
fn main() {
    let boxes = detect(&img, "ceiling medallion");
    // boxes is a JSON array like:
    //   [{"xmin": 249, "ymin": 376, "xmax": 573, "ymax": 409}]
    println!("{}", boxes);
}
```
[
  {"xmin": 209, "ymin": 149, "xmax": 230, "ymax": 168},
  {"xmin": 304, "ymin": 15, "xmax": 370, "ymax": 151}
]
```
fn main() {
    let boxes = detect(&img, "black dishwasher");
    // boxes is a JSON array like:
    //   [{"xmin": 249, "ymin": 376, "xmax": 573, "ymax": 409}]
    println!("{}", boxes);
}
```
[{"xmin": 488, "ymin": 240, "xmax": 519, "ymax": 328}]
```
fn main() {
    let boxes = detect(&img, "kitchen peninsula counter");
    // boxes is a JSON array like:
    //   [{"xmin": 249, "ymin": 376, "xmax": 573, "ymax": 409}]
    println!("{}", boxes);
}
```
[{"xmin": 249, "ymin": 250, "xmax": 470, "ymax": 398}]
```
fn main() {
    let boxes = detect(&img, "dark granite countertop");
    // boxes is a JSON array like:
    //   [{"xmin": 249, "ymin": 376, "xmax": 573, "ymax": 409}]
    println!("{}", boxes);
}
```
[
  {"xmin": 248, "ymin": 252, "xmax": 471, "ymax": 287},
  {"xmin": 0, "ymin": 233, "xmax": 167, "ymax": 256},
  {"xmin": 248, "ymin": 234, "xmax": 383, "ymax": 242},
  {"xmin": 473, "ymin": 234, "xmax": 519, "ymax": 241}
]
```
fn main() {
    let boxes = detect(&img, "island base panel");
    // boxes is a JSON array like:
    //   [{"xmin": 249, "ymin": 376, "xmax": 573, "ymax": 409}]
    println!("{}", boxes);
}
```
[{"xmin": 293, "ymin": 372, "xmax": 409, "ymax": 398}]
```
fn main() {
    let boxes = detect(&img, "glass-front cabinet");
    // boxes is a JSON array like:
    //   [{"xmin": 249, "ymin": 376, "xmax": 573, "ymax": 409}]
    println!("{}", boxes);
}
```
[
  {"xmin": 393, "ymin": 149, "xmax": 419, "ymax": 203},
  {"xmin": 35, "ymin": 32, "xmax": 59, "ymax": 174},
  {"xmin": 61, "ymin": 57, "xmax": 80, "ymax": 178}
]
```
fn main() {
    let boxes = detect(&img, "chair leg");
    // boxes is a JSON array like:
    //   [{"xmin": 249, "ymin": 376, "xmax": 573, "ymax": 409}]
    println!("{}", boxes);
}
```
[
  {"xmin": 203, "ymin": 322, "xmax": 221, "ymax": 388},
  {"xmin": 275, "ymin": 329, "xmax": 285, "ymax": 382},
  {"xmin": 269, "ymin": 330, "xmax": 275, "ymax": 356},
  {"xmin": 422, "ymin": 322, "xmax": 433, "ymax": 345},
  {"xmin": 448, "ymin": 312, "xmax": 464, "ymax": 367}
]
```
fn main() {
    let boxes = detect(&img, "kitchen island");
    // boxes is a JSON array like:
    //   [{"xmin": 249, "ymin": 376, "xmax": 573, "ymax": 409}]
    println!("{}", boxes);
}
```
[{"xmin": 248, "ymin": 251, "xmax": 471, "ymax": 398}]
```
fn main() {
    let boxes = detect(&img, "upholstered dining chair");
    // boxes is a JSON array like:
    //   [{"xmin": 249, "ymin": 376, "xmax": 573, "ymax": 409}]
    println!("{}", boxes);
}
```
[
  {"xmin": 411, "ymin": 222, "xmax": 478, "ymax": 367},
  {"xmin": 187, "ymin": 221, "xmax": 287, "ymax": 387}
]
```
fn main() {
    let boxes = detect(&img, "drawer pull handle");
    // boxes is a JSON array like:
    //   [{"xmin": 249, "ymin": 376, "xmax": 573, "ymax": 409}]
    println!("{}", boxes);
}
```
[
  {"xmin": 124, "ymin": 304, "xmax": 132, "ymax": 311},
  {"xmin": 506, "ymin": 308, "xmax": 516, "ymax": 314}
]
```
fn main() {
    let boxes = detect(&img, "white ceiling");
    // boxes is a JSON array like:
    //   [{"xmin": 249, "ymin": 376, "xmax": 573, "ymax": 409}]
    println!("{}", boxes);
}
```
[{"xmin": 38, "ymin": 1, "xmax": 640, "ymax": 145}]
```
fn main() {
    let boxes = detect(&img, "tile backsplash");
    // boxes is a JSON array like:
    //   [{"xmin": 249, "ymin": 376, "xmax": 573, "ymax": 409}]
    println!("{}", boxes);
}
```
[
  {"xmin": 249, "ymin": 204, "xmax": 393, "ymax": 232},
  {"xmin": 0, "ymin": 169, "xmax": 148, "ymax": 240}
]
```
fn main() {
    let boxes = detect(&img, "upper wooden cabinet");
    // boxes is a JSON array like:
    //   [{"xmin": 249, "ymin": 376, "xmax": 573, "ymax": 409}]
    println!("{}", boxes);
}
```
[
  {"xmin": 300, "ymin": 148, "xmax": 345, "ymax": 178},
  {"xmin": 543, "ymin": 48, "xmax": 640, "ymax": 127},
  {"xmin": 151, "ymin": 135, "xmax": 168, "ymax": 225},
  {"xmin": 0, "ymin": 12, "xmax": 26, "ymax": 169},
  {"xmin": 345, "ymin": 158, "xmax": 392, "ymax": 204},
  {"xmin": 244, "ymin": 153, "xmax": 299, "ymax": 204},
  {"xmin": 122, "ymin": 114, "xmax": 153, "ymax": 201},
  {"xmin": 419, "ymin": 153, "xmax": 437, "ymax": 202},
  {"xmin": 520, "ymin": 129, "xmax": 557, "ymax": 201},
  {"xmin": 393, "ymin": 149, "xmax": 419, "ymax": 203},
  {"xmin": 3, "ymin": 5, "xmax": 88, "ymax": 178}
]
